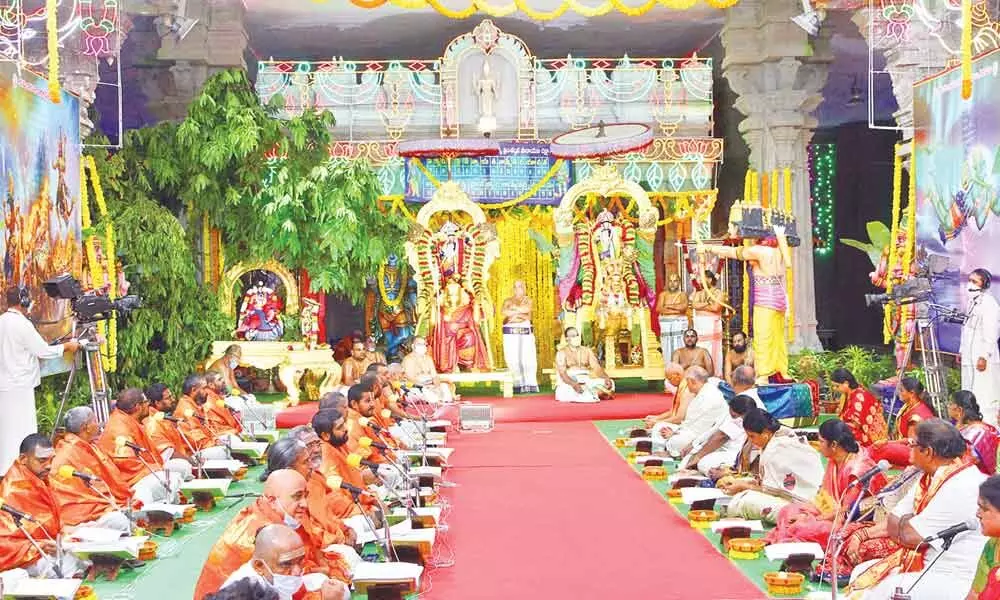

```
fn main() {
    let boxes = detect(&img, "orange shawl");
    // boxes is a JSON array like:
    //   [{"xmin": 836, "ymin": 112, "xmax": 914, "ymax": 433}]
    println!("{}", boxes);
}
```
[
  {"xmin": 346, "ymin": 409, "xmax": 395, "ymax": 464},
  {"xmin": 0, "ymin": 462, "xmax": 62, "ymax": 569},
  {"xmin": 143, "ymin": 412, "xmax": 192, "ymax": 457},
  {"xmin": 204, "ymin": 391, "xmax": 242, "ymax": 436},
  {"xmin": 97, "ymin": 409, "xmax": 165, "ymax": 486},
  {"xmin": 304, "ymin": 471, "xmax": 357, "ymax": 547},
  {"xmin": 319, "ymin": 442, "xmax": 373, "ymax": 515},
  {"xmin": 173, "ymin": 395, "xmax": 216, "ymax": 449},
  {"xmin": 50, "ymin": 434, "xmax": 131, "ymax": 525},
  {"xmin": 849, "ymin": 459, "xmax": 978, "ymax": 592}
]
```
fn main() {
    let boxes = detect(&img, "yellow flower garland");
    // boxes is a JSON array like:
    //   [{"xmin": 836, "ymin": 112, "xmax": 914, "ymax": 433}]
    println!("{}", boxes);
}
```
[
  {"xmin": 902, "ymin": 153, "xmax": 917, "ymax": 275},
  {"xmin": 962, "ymin": 0, "xmax": 973, "ymax": 99},
  {"xmin": 783, "ymin": 168, "xmax": 794, "ymax": 343},
  {"xmin": 884, "ymin": 143, "xmax": 904, "ymax": 343},
  {"xmin": 203, "ymin": 212, "xmax": 211, "ymax": 284},
  {"xmin": 47, "ymin": 0, "xmax": 60, "ymax": 103},
  {"xmin": 378, "ymin": 263, "xmax": 406, "ymax": 309},
  {"xmin": 410, "ymin": 157, "xmax": 566, "ymax": 210},
  {"xmin": 84, "ymin": 156, "xmax": 117, "ymax": 372}
]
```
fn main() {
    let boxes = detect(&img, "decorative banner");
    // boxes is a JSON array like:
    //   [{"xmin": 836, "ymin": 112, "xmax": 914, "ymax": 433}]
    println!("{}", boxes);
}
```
[
  {"xmin": 345, "ymin": 0, "xmax": 742, "ymax": 17},
  {"xmin": 404, "ymin": 141, "xmax": 571, "ymax": 206},
  {"xmin": 912, "ymin": 48, "xmax": 1000, "ymax": 354}
]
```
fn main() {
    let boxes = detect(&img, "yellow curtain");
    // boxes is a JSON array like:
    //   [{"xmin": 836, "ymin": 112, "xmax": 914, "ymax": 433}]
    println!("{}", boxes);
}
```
[{"xmin": 486, "ymin": 207, "xmax": 556, "ymax": 371}]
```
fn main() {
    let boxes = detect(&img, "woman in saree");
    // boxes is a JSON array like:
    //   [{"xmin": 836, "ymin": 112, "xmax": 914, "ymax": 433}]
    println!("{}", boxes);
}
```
[
  {"xmin": 765, "ymin": 418, "xmax": 888, "ymax": 548},
  {"xmin": 949, "ymin": 390, "xmax": 1000, "ymax": 475},
  {"xmin": 871, "ymin": 377, "xmax": 936, "ymax": 467},
  {"xmin": 721, "ymin": 408, "xmax": 824, "ymax": 524},
  {"xmin": 831, "ymin": 368, "xmax": 888, "ymax": 448},
  {"xmin": 971, "ymin": 475, "xmax": 1000, "ymax": 600}
]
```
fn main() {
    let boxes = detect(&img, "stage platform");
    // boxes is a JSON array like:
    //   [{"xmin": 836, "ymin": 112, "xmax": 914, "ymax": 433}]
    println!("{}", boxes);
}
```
[{"xmin": 275, "ymin": 392, "xmax": 674, "ymax": 428}]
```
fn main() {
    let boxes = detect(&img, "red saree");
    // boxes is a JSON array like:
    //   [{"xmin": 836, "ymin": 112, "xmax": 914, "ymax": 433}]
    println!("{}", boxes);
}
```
[
  {"xmin": 871, "ymin": 401, "xmax": 934, "ymax": 466},
  {"xmin": 961, "ymin": 422, "xmax": 1000, "ymax": 475},
  {"xmin": 838, "ymin": 388, "xmax": 888, "ymax": 447}
]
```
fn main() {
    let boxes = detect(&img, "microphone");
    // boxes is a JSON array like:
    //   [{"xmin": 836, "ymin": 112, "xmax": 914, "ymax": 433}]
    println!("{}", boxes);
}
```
[
  {"xmin": 115, "ymin": 436, "xmax": 147, "ymax": 454},
  {"xmin": 847, "ymin": 460, "xmax": 890, "ymax": 489},
  {"xmin": 326, "ymin": 475, "xmax": 370, "ymax": 497},
  {"xmin": 347, "ymin": 453, "xmax": 379, "ymax": 471},
  {"xmin": 0, "ymin": 501, "xmax": 36, "ymax": 523},
  {"xmin": 358, "ymin": 417, "xmax": 383, "ymax": 432},
  {"xmin": 921, "ymin": 519, "xmax": 979, "ymax": 544},
  {"xmin": 163, "ymin": 415, "xmax": 181, "ymax": 423},
  {"xmin": 57, "ymin": 465, "xmax": 100, "ymax": 483},
  {"xmin": 359, "ymin": 437, "xmax": 389, "ymax": 451}
]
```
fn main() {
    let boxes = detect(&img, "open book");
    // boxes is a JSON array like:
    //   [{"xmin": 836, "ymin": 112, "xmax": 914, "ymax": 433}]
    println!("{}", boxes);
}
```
[
  {"xmin": 764, "ymin": 542, "xmax": 825, "ymax": 561},
  {"xmin": 352, "ymin": 561, "xmax": 423, "ymax": 586},
  {"xmin": 180, "ymin": 478, "xmax": 231, "ymax": 498},
  {"xmin": 1, "ymin": 577, "xmax": 81, "ymax": 599},
  {"xmin": 65, "ymin": 535, "xmax": 148, "ymax": 560}
]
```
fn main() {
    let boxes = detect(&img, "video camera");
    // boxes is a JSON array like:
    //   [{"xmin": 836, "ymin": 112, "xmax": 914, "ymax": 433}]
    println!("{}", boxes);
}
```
[
  {"xmin": 864, "ymin": 254, "xmax": 950, "ymax": 307},
  {"xmin": 42, "ymin": 274, "xmax": 142, "ymax": 324}
]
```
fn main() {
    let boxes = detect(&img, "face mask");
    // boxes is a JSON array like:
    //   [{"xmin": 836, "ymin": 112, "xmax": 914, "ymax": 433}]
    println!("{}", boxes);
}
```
[
  {"xmin": 568, "ymin": 337, "xmax": 581, "ymax": 347},
  {"xmin": 969, "ymin": 286, "xmax": 983, "ymax": 295},
  {"xmin": 414, "ymin": 345, "xmax": 427, "ymax": 355},
  {"xmin": 263, "ymin": 562, "xmax": 304, "ymax": 598},
  {"xmin": 229, "ymin": 359, "xmax": 239, "ymax": 369},
  {"xmin": 276, "ymin": 500, "xmax": 300, "ymax": 529}
]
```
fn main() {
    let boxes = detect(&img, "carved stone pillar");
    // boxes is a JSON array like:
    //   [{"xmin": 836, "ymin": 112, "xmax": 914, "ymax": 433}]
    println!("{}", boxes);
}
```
[
  {"xmin": 59, "ymin": 51, "xmax": 100, "ymax": 138},
  {"xmin": 722, "ymin": 0, "xmax": 832, "ymax": 351}
]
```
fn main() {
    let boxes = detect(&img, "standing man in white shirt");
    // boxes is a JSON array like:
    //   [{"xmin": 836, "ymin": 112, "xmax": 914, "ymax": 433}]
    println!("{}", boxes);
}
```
[
  {"xmin": 961, "ymin": 268, "xmax": 1000, "ymax": 426},
  {"xmin": 0, "ymin": 286, "xmax": 80, "ymax": 475}
]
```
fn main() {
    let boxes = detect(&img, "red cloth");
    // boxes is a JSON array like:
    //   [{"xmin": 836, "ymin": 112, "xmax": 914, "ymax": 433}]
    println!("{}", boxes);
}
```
[
  {"xmin": 431, "ymin": 303, "xmax": 490, "ymax": 373},
  {"xmin": 982, "ymin": 566, "xmax": 1000, "ymax": 600},
  {"xmin": 838, "ymin": 388, "xmax": 888, "ymax": 447},
  {"xmin": 962, "ymin": 422, "xmax": 1000, "ymax": 475},
  {"xmin": 98, "ymin": 409, "xmax": 165, "ymax": 486},
  {"xmin": 0, "ymin": 462, "xmax": 62, "ymax": 570}
]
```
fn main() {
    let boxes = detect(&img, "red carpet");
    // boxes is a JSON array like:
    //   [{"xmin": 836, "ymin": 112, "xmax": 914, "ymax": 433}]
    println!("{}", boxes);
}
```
[
  {"xmin": 423, "ymin": 421, "xmax": 766, "ymax": 599},
  {"xmin": 275, "ymin": 393, "xmax": 673, "ymax": 429}
]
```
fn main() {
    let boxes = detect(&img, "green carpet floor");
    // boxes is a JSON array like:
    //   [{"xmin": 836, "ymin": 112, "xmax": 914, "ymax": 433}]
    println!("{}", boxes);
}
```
[{"xmin": 593, "ymin": 419, "xmax": 834, "ymax": 599}]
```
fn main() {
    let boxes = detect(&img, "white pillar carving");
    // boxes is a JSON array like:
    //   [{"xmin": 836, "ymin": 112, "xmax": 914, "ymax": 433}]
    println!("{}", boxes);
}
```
[{"xmin": 722, "ymin": 0, "xmax": 832, "ymax": 351}]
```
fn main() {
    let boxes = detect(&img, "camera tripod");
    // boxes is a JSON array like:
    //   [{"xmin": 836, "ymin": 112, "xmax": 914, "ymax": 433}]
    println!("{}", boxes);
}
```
[
  {"xmin": 886, "ymin": 302, "xmax": 950, "ymax": 429},
  {"xmin": 53, "ymin": 320, "xmax": 112, "ymax": 429}
]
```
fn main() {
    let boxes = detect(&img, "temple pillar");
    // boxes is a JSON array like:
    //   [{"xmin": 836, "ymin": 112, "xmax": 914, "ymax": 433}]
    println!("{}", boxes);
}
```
[
  {"xmin": 722, "ymin": 0, "xmax": 832, "ymax": 351},
  {"xmin": 59, "ymin": 51, "xmax": 100, "ymax": 138}
]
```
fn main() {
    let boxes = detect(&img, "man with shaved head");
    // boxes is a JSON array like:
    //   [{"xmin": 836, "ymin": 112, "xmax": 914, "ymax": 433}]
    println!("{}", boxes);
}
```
[
  {"xmin": 282, "ymin": 428, "xmax": 356, "ymax": 549},
  {"xmin": 220, "ymin": 524, "xmax": 350, "ymax": 600},
  {"xmin": 194, "ymin": 469, "xmax": 349, "ymax": 599},
  {"xmin": 643, "ymin": 362, "xmax": 694, "ymax": 429},
  {"xmin": 653, "ymin": 366, "xmax": 728, "ymax": 457}
]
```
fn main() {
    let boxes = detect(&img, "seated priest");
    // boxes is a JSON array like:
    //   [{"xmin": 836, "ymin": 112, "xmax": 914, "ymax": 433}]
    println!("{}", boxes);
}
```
[
  {"xmin": 145, "ymin": 382, "xmax": 229, "ymax": 466},
  {"xmin": 0, "ymin": 435, "xmax": 91, "ymax": 578},
  {"xmin": 50, "ymin": 407, "xmax": 134, "ymax": 530},
  {"xmin": 721, "ymin": 409, "xmax": 824, "ymax": 524},
  {"xmin": 219, "ymin": 524, "xmax": 349, "ymax": 600},
  {"xmin": 400, "ymin": 336, "xmax": 455, "ymax": 404},
  {"xmin": 260, "ymin": 437, "xmax": 355, "ymax": 551},
  {"xmin": 644, "ymin": 362, "xmax": 693, "ymax": 429},
  {"xmin": 342, "ymin": 339, "xmax": 372, "ymax": 387},
  {"xmin": 313, "ymin": 409, "xmax": 377, "ymax": 516},
  {"xmin": 98, "ymin": 388, "xmax": 185, "ymax": 505},
  {"xmin": 655, "ymin": 366, "xmax": 728, "ymax": 457},
  {"xmin": 677, "ymin": 394, "xmax": 757, "ymax": 476},
  {"xmin": 345, "ymin": 384, "xmax": 395, "ymax": 464},
  {"xmin": 195, "ymin": 469, "xmax": 350, "ymax": 600},
  {"xmin": 203, "ymin": 372, "xmax": 244, "ymax": 437},
  {"xmin": 174, "ymin": 374, "xmax": 221, "ymax": 450},
  {"xmin": 208, "ymin": 344, "xmax": 254, "ymax": 399},
  {"xmin": 554, "ymin": 327, "xmax": 615, "ymax": 403},
  {"xmin": 359, "ymin": 373, "xmax": 403, "ymax": 449},
  {"xmin": 728, "ymin": 365, "xmax": 763, "ymax": 407},
  {"xmin": 846, "ymin": 419, "xmax": 987, "ymax": 600},
  {"xmin": 366, "ymin": 363, "xmax": 408, "ymax": 423}
]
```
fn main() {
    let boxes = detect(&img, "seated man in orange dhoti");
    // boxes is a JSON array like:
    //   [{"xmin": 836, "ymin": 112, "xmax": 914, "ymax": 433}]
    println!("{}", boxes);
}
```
[
  {"xmin": 345, "ymin": 383, "xmax": 395, "ymax": 465},
  {"xmin": 262, "ymin": 436, "xmax": 355, "ymax": 552},
  {"xmin": 401, "ymin": 337, "xmax": 456, "ymax": 404},
  {"xmin": 204, "ymin": 372, "xmax": 244, "ymax": 437},
  {"xmin": 194, "ymin": 469, "xmax": 350, "ymax": 600},
  {"xmin": 98, "ymin": 388, "xmax": 185, "ymax": 505},
  {"xmin": 366, "ymin": 363, "xmax": 407, "ymax": 424},
  {"xmin": 146, "ymin": 382, "xmax": 230, "ymax": 469},
  {"xmin": 218, "ymin": 524, "xmax": 350, "ymax": 600},
  {"xmin": 50, "ymin": 406, "xmax": 134, "ymax": 530},
  {"xmin": 174, "ymin": 374, "xmax": 225, "ymax": 449},
  {"xmin": 341, "ymin": 339, "xmax": 372, "ymax": 387},
  {"xmin": 0, "ymin": 435, "xmax": 91, "ymax": 577},
  {"xmin": 431, "ymin": 275, "xmax": 491, "ymax": 373},
  {"xmin": 312, "ymin": 408, "xmax": 378, "ymax": 517}
]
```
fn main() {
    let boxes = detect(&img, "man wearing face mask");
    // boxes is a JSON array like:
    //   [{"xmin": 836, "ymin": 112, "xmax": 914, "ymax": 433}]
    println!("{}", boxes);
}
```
[
  {"xmin": 208, "ymin": 344, "xmax": 251, "ymax": 398},
  {"xmin": 554, "ymin": 327, "xmax": 614, "ymax": 403},
  {"xmin": 219, "ymin": 524, "xmax": 350, "ymax": 600},
  {"xmin": 401, "ymin": 336, "xmax": 455, "ymax": 404},
  {"xmin": 195, "ymin": 469, "xmax": 349, "ymax": 600},
  {"xmin": 0, "ymin": 286, "xmax": 81, "ymax": 475},
  {"xmin": 962, "ymin": 268, "xmax": 1000, "ymax": 426}
]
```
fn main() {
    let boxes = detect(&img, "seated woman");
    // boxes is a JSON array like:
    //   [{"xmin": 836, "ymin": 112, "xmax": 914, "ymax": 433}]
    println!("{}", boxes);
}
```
[
  {"xmin": 831, "ymin": 368, "xmax": 888, "ymax": 448},
  {"xmin": 720, "ymin": 408, "xmax": 824, "ymax": 524},
  {"xmin": 554, "ymin": 327, "xmax": 614, "ymax": 403},
  {"xmin": 949, "ymin": 390, "xmax": 1000, "ymax": 475},
  {"xmin": 870, "ymin": 377, "xmax": 935, "ymax": 467},
  {"xmin": 971, "ymin": 475, "xmax": 1000, "ymax": 600},
  {"xmin": 765, "ymin": 419, "xmax": 887, "ymax": 548}
]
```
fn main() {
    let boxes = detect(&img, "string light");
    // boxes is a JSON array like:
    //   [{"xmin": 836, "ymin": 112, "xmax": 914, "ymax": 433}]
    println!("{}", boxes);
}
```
[{"xmin": 809, "ymin": 143, "xmax": 836, "ymax": 257}]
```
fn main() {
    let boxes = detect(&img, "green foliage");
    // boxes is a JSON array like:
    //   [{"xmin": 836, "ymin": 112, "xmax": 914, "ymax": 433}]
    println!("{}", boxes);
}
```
[
  {"xmin": 840, "ymin": 221, "xmax": 891, "ymax": 268},
  {"xmin": 35, "ymin": 375, "xmax": 92, "ymax": 435}
]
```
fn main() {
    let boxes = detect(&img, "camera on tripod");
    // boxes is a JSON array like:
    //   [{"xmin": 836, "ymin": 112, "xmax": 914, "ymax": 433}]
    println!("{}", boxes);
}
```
[
  {"xmin": 42, "ymin": 274, "xmax": 143, "ymax": 324},
  {"xmin": 864, "ymin": 254, "xmax": 950, "ymax": 308}
]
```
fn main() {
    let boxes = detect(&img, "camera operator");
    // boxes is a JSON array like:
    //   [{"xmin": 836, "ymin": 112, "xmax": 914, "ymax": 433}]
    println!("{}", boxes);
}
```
[
  {"xmin": 0, "ymin": 286, "xmax": 81, "ymax": 475},
  {"xmin": 961, "ymin": 268, "xmax": 1000, "ymax": 426}
]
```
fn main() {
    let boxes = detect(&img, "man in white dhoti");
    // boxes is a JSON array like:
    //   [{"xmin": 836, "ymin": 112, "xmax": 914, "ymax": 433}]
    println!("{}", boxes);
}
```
[
  {"xmin": 654, "ymin": 366, "xmax": 728, "ymax": 455},
  {"xmin": 656, "ymin": 273, "xmax": 689, "ymax": 363},
  {"xmin": 690, "ymin": 270, "xmax": 724, "ymax": 375},
  {"xmin": 961, "ymin": 268, "xmax": 1000, "ymax": 427},
  {"xmin": 401, "ymin": 337, "xmax": 455, "ymax": 404},
  {"xmin": 847, "ymin": 419, "xmax": 987, "ymax": 599},
  {"xmin": 0, "ymin": 286, "xmax": 80, "ymax": 475},
  {"xmin": 554, "ymin": 327, "xmax": 614, "ymax": 403},
  {"xmin": 501, "ymin": 280, "xmax": 539, "ymax": 394}
]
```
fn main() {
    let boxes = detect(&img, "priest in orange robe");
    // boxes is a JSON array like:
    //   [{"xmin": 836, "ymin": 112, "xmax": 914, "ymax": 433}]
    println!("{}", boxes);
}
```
[
  {"xmin": 146, "ymin": 382, "xmax": 229, "ymax": 469},
  {"xmin": 363, "ymin": 366, "xmax": 399, "ymax": 431},
  {"xmin": 312, "ymin": 408, "xmax": 377, "ymax": 516},
  {"xmin": 345, "ymin": 383, "xmax": 394, "ymax": 464},
  {"xmin": 341, "ymin": 340, "xmax": 372, "ymax": 387},
  {"xmin": 204, "ymin": 372, "xmax": 244, "ymax": 436},
  {"xmin": 0, "ymin": 434, "xmax": 89, "ymax": 577},
  {"xmin": 193, "ymin": 469, "xmax": 349, "ymax": 600},
  {"xmin": 174, "ymin": 374, "xmax": 218, "ymax": 449},
  {"xmin": 50, "ymin": 406, "xmax": 134, "ymax": 529},
  {"xmin": 98, "ymin": 388, "xmax": 183, "ymax": 505}
]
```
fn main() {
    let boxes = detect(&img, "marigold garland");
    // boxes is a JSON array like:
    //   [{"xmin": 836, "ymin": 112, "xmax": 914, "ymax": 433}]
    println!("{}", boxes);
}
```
[
  {"xmin": 902, "ymin": 153, "xmax": 918, "ymax": 274},
  {"xmin": 202, "ymin": 212, "xmax": 211, "ymax": 284},
  {"xmin": 962, "ymin": 0, "xmax": 973, "ymax": 99},
  {"xmin": 783, "ymin": 168, "xmax": 794, "ymax": 343},
  {"xmin": 884, "ymin": 143, "xmax": 904, "ymax": 343},
  {"xmin": 47, "ymin": 0, "xmax": 60, "ymax": 103},
  {"xmin": 84, "ymin": 155, "xmax": 117, "ymax": 372}
]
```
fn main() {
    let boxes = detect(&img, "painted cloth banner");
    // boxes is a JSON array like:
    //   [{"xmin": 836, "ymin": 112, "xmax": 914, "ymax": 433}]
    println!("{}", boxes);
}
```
[
  {"xmin": 913, "ymin": 49, "xmax": 1000, "ymax": 354},
  {"xmin": 404, "ymin": 140, "xmax": 571, "ymax": 205},
  {"xmin": 0, "ymin": 67, "xmax": 81, "ymax": 361}
]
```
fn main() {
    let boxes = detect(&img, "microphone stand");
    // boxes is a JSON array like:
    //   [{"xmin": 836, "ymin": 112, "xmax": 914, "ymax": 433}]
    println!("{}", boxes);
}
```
[
  {"xmin": 365, "ymin": 464, "xmax": 418, "ymax": 520},
  {"xmin": 11, "ymin": 514, "xmax": 63, "ymax": 578},
  {"xmin": 827, "ymin": 479, "xmax": 871, "ymax": 599},
  {"xmin": 173, "ymin": 425, "xmax": 208, "ymax": 479},
  {"xmin": 353, "ymin": 492, "xmax": 396, "ymax": 562},
  {"xmin": 892, "ymin": 537, "xmax": 958, "ymax": 600},
  {"xmin": 131, "ymin": 447, "xmax": 174, "ymax": 503}
]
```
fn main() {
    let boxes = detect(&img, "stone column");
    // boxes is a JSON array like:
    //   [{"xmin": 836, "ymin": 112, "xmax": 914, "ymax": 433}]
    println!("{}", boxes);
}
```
[{"xmin": 722, "ymin": 0, "xmax": 832, "ymax": 351}]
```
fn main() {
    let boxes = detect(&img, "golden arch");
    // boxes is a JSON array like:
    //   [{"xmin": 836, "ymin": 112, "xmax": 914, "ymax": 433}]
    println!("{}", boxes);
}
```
[
  {"xmin": 555, "ymin": 164, "xmax": 658, "ymax": 230},
  {"xmin": 219, "ymin": 259, "xmax": 300, "ymax": 317}
]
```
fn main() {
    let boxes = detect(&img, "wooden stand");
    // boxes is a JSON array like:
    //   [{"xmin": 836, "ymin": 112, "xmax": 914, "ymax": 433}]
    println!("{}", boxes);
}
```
[
  {"xmin": 86, "ymin": 555, "xmax": 126, "ymax": 582},
  {"xmin": 358, "ymin": 583, "xmax": 411, "ymax": 600},
  {"xmin": 138, "ymin": 510, "xmax": 177, "ymax": 536},
  {"xmin": 191, "ymin": 491, "xmax": 217, "ymax": 511}
]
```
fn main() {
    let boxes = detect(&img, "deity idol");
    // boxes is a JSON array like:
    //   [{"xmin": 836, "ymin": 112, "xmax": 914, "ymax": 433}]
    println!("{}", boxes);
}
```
[
  {"xmin": 433, "ymin": 274, "xmax": 491, "ymax": 373},
  {"xmin": 365, "ymin": 254, "xmax": 417, "ymax": 362},
  {"xmin": 236, "ymin": 279, "xmax": 284, "ymax": 341},
  {"xmin": 300, "ymin": 297, "xmax": 321, "ymax": 349}
]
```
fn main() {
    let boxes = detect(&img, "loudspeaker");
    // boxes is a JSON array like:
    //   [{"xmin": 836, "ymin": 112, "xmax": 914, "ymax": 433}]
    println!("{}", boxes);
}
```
[{"xmin": 458, "ymin": 404, "xmax": 493, "ymax": 432}]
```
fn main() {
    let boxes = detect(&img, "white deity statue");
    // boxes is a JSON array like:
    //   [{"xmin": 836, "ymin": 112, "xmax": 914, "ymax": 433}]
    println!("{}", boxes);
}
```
[{"xmin": 475, "ymin": 60, "xmax": 498, "ymax": 137}]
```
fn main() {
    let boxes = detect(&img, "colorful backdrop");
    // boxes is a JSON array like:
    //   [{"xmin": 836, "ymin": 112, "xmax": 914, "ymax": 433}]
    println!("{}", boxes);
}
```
[
  {"xmin": 0, "ymin": 66, "xmax": 81, "ymax": 349},
  {"xmin": 913, "ymin": 49, "xmax": 1000, "ymax": 354}
]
